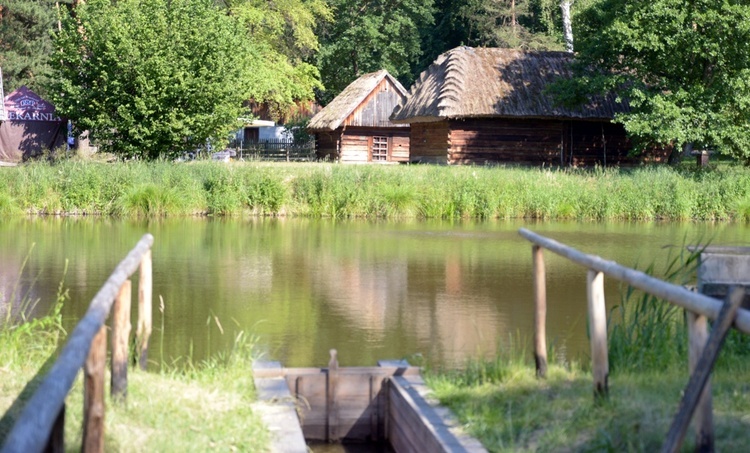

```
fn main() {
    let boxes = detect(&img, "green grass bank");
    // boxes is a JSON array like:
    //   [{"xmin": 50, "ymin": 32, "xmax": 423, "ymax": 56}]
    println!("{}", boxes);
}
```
[
  {"xmin": 1, "ymin": 160, "xmax": 750, "ymax": 220},
  {"xmin": 0, "ymin": 297, "xmax": 269, "ymax": 451},
  {"xmin": 426, "ymin": 252, "xmax": 750, "ymax": 452}
]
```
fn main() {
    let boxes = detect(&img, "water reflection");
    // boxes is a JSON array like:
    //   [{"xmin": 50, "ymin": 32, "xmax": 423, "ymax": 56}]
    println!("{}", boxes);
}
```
[{"xmin": 0, "ymin": 217, "xmax": 746, "ymax": 369}]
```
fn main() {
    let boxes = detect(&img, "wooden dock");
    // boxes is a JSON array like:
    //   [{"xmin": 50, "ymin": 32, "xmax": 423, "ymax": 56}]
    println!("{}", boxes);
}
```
[{"xmin": 253, "ymin": 351, "xmax": 486, "ymax": 453}]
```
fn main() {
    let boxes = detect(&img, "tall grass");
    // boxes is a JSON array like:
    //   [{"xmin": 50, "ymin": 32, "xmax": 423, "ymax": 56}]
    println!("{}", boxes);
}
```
[
  {"xmin": 0, "ymin": 263, "xmax": 268, "ymax": 451},
  {"xmin": 1, "ymin": 160, "xmax": 750, "ymax": 220}
]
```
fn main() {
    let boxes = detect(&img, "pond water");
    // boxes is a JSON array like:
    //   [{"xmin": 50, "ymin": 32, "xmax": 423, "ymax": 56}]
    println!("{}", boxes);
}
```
[{"xmin": 0, "ymin": 218, "xmax": 747, "ymax": 370}]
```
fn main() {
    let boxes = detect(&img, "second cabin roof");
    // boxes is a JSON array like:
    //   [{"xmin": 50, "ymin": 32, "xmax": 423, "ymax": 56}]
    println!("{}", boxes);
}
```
[
  {"xmin": 308, "ymin": 70, "xmax": 408, "ymax": 132},
  {"xmin": 390, "ymin": 46, "xmax": 629, "ymax": 123}
]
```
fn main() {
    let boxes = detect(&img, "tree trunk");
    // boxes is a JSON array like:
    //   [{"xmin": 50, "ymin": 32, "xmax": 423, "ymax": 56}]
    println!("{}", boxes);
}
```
[{"xmin": 561, "ymin": 1, "xmax": 574, "ymax": 53}]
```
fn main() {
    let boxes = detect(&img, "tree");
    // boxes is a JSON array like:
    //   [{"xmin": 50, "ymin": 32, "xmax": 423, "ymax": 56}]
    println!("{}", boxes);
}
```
[
  {"xmin": 49, "ymin": 0, "xmax": 255, "ymax": 159},
  {"xmin": 223, "ymin": 0, "xmax": 331, "ymax": 119},
  {"xmin": 457, "ymin": 0, "xmax": 563, "ymax": 50},
  {"xmin": 558, "ymin": 0, "xmax": 750, "ymax": 161},
  {"xmin": 0, "ymin": 0, "xmax": 68, "ymax": 97},
  {"xmin": 315, "ymin": 0, "xmax": 435, "ymax": 105}
]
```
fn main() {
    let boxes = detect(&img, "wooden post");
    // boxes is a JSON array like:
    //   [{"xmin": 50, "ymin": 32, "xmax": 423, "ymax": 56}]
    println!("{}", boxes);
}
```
[
  {"xmin": 662, "ymin": 287, "xmax": 744, "ymax": 453},
  {"xmin": 532, "ymin": 245, "xmax": 548, "ymax": 378},
  {"xmin": 112, "ymin": 280, "xmax": 132, "ymax": 402},
  {"xmin": 687, "ymin": 311, "xmax": 713, "ymax": 452},
  {"xmin": 137, "ymin": 250, "xmax": 153, "ymax": 370},
  {"xmin": 587, "ymin": 269, "xmax": 609, "ymax": 398},
  {"xmin": 327, "ymin": 349, "xmax": 339, "ymax": 442},
  {"xmin": 83, "ymin": 326, "xmax": 107, "ymax": 453},
  {"xmin": 45, "ymin": 404, "xmax": 65, "ymax": 453}
]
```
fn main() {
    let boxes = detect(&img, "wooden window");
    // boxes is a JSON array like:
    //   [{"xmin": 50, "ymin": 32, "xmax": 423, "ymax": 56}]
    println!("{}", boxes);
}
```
[{"xmin": 372, "ymin": 136, "xmax": 388, "ymax": 161}]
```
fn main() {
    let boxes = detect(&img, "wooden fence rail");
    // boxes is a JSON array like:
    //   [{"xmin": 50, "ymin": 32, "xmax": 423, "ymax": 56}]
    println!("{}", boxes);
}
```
[
  {"xmin": 519, "ymin": 228, "xmax": 750, "ymax": 452},
  {"xmin": 239, "ymin": 140, "xmax": 316, "ymax": 162},
  {"xmin": 1, "ymin": 234, "xmax": 154, "ymax": 453}
]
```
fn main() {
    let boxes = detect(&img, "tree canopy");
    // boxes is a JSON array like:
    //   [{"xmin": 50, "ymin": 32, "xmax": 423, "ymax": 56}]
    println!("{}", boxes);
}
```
[
  {"xmin": 315, "ymin": 0, "xmax": 435, "ymax": 105},
  {"xmin": 50, "ymin": 0, "xmax": 257, "ymax": 159},
  {"xmin": 0, "ymin": 0, "xmax": 69, "ymax": 97},
  {"xmin": 225, "ymin": 0, "xmax": 331, "ymax": 119},
  {"xmin": 559, "ymin": 0, "xmax": 750, "ymax": 160}
]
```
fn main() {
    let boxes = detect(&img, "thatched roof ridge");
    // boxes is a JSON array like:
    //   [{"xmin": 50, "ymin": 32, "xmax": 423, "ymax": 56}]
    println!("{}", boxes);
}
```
[
  {"xmin": 308, "ymin": 70, "xmax": 408, "ymax": 131},
  {"xmin": 391, "ymin": 46, "xmax": 627, "ymax": 123}
]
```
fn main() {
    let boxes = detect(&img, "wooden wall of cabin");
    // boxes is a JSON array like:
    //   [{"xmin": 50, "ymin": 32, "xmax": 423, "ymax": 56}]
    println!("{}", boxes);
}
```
[
  {"xmin": 562, "ymin": 120, "xmax": 633, "ymax": 166},
  {"xmin": 344, "ymin": 78, "xmax": 410, "ymax": 129},
  {"xmin": 339, "ymin": 127, "xmax": 410, "ymax": 164},
  {"xmin": 315, "ymin": 130, "xmax": 341, "ymax": 161},
  {"xmin": 447, "ymin": 118, "xmax": 563, "ymax": 165},
  {"xmin": 441, "ymin": 118, "xmax": 659, "ymax": 166},
  {"xmin": 409, "ymin": 122, "xmax": 450, "ymax": 164}
]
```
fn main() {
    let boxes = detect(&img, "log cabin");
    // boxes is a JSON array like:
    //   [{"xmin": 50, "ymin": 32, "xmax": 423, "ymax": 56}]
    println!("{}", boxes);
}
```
[
  {"xmin": 308, "ymin": 70, "xmax": 409, "ymax": 163},
  {"xmin": 390, "ymin": 46, "xmax": 667, "ymax": 166}
]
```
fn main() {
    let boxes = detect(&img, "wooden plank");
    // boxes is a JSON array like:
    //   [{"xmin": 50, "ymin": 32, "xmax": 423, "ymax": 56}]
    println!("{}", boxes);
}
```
[
  {"xmin": 587, "ymin": 270, "xmax": 609, "ymax": 398},
  {"xmin": 2, "ymin": 234, "xmax": 153, "ymax": 453},
  {"xmin": 687, "ymin": 311, "xmax": 713, "ymax": 451},
  {"xmin": 111, "ymin": 280, "xmax": 131, "ymax": 402},
  {"xmin": 137, "ymin": 250, "xmax": 153, "ymax": 370},
  {"xmin": 83, "ymin": 326, "xmax": 107, "ymax": 453},
  {"xmin": 251, "ymin": 361, "xmax": 307, "ymax": 453},
  {"xmin": 327, "ymin": 349, "xmax": 339, "ymax": 442},
  {"xmin": 518, "ymin": 228, "xmax": 750, "ymax": 334},
  {"xmin": 662, "ymin": 287, "xmax": 745, "ymax": 453},
  {"xmin": 532, "ymin": 245, "xmax": 548, "ymax": 378},
  {"xmin": 388, "ymin": 376, "xmax": 487, "ymax": 452}
]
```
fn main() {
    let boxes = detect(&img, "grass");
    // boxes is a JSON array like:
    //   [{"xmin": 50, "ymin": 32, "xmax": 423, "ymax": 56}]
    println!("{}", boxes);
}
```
[
  {"xmin": 1, "ymin": 160, "xmax": 750, "ymax": 220},
  {"xmin": 426, "ymin": 359, "xmax": 750, "ymax": 452},
  {"xmin": 426, "ymin": 251, "xmax": 750, "ymax": 452},
  {"xmin": 0, "ymin": 273, "xmax": 269, "ymax": 451}
]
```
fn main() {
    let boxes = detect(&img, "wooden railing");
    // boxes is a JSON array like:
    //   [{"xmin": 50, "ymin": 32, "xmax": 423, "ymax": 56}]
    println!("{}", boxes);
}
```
[
  {"xmin": 239, "ymin": 139, "xmax": 316, "ymax": 162},
  {"xmin": 519, "ymin": 228, "xmax": 750, "ymax": 452},
  {"xmin": 1, "ymin": 234, "xmax": 154, "ymax": 453}
]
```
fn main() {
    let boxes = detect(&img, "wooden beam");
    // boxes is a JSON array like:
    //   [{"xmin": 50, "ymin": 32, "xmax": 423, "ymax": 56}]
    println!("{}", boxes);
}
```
[
  {"xmin": 687, "ymin": 311, "xmax": 713, "ymax": 452},
  {"xmin": 1, "ymin": 234, "xmax": 153, "ymax": 453},
  {"xmin": 83, "ymin": 326, "xmax": 107, "ymax": 453},
  {"xmin": 662, "ymin": 287, "xmax": 744, "ymax": 453},
  {"xmin": 137, "ymin": 250, "xmax": 153, "ymax": 370},
  {"xmin": 532, "ymin": 245, "xmax": 548, "ymax": 378},
  {"xmin": 518, "ymin": 228, "xmax": 750, "ymax": 334},
  {"xmin": 111, "ymin": 280, "xmax": 131, "ymax": 402},
  {"xmin": 327, "ymin": 349, "xmax": 339, "ymax": 442},
  {"xmin": 587, "ymin": 270, "xmax": 608, "ymax": 398}
]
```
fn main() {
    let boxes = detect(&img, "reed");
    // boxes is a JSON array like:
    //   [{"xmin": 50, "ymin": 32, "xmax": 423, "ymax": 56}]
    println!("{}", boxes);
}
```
[{"xmin": 2, "ymin": 160, "xmax": 750, "ymax": 220}]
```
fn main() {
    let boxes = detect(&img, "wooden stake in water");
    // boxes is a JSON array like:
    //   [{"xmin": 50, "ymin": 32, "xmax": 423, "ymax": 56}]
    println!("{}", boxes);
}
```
[
  {"xmin": 327, "ymin": 349, "xmax": 339, "ymax": 442},
  {"xmin": 532, "ymin": 245, "xmax": 548, "ymax": 378}
]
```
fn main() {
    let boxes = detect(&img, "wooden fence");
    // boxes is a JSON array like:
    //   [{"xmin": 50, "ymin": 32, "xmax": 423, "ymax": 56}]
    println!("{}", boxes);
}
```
[
  {"xmin": 519, "ymin": 228, "xmax": 750, "ymax": 452},
  {"xmin": 239, "ymin": 139, "xmax": 315, "ymax": 162},
  {"xmin": 1, "ymin": 234, "xmax": 154, "ymax": 453}
]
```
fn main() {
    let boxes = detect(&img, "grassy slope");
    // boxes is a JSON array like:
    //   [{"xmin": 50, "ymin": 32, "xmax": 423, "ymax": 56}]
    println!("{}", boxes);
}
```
[
  {"xmin": 0, "ymin": 318, "xmax": 268, "ymax": 451},
  {"xmin": 427, "ymin": 358, "xmax": 750, "ymax": 452}
]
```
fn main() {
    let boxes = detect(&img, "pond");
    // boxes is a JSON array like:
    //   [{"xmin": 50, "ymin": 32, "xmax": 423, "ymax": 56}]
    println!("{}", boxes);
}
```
[{"xmin": 0, "ymin": 217, "xmax": 747, "ymax": 369}]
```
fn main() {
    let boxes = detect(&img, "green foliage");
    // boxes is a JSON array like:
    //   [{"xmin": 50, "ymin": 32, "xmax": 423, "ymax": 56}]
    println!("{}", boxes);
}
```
[
  {"xmin": 226, "ymin": 0, "xmax": 330, "ymax": 117},
  {"xmin": 49, "ymin": 0, "xmax": 253, "ymax": 159},
  {"xmin": 457, "ymin": 0, "xmax": 563, "ymax": 50},
  {"xmin": 558, "ymin": 0, "xmax": 750, "ymax": 160},
  {"xmin": 316, "ymin": 0, "xmax": 435, "ymax": 104},
  {"xmin": 0, "ymin": 0, "xmax": 67, "ymax": 96}
]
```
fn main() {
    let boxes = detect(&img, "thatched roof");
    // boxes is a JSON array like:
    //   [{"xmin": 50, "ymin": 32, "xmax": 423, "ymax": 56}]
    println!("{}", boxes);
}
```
[
  {"xmin": 308, "ymin": 70, "xmax": 408, "ymax": 131},
  {"xmin": 390, "ymin": 47, "xmax": 627, "ymax": 123}
]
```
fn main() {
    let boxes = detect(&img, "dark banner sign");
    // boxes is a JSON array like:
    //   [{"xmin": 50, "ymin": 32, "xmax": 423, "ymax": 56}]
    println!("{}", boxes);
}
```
[{"xmin": 4, "ymin": 86, "xmax": 62, "ymax": 122}]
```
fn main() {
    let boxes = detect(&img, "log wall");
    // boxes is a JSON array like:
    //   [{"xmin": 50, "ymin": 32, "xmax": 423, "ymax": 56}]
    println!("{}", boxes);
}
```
[
  {"xmin": 410, "ymin": 117, "xmax": 666, "ymax": 166},
  {"xmin": 409, "ymin": 122, "xmax": 450, "ymax": 163},
  {"xmin": 315, "ymin": 130, "xmax": 341, "ymax": 161},
  {"xmin": 318, "ymin": 127, "xmax": 410, "ymax": 163}
]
